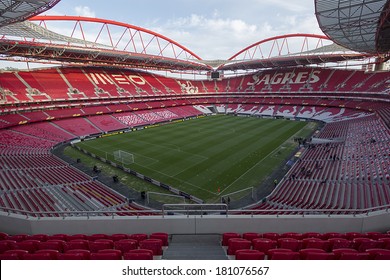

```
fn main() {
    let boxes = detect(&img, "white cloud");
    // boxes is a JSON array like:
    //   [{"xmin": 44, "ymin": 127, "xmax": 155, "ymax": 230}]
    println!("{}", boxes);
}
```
[
  {"xmin": 74, "ymin": 6, "xmax": 96, "ymax": 18},
  {"xmin": 148, "ymin": 9, "xmax": 323, "ymax": 60}
]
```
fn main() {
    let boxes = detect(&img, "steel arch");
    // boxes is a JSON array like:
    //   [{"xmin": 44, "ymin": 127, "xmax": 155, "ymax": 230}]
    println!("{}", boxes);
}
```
[
  {"xmin": 30, "ymin": 15, "xmax": 202, "ymax": 61},
  {"xmin": 228, "ymin": 33, "xmax": 331, "ymax": 61}
]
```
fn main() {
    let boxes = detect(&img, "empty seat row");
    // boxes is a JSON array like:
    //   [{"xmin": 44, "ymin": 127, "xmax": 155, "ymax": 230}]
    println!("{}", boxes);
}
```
[
  {"xmin": 234, "ymin": 248, "xmax": 390, "ymax": 260},
  {"xmin": 222, "ymin": 231, "xmax": 390, "ymax": 244},
  {"xmin": 0, "ymin": 248, "xmax": 155, "ymax": 260}
]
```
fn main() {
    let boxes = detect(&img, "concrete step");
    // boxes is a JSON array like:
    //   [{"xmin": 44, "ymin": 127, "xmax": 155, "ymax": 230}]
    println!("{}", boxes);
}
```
[{"xmin": 163, "ymin": 234, "xmax": 228, "ymax": 260}]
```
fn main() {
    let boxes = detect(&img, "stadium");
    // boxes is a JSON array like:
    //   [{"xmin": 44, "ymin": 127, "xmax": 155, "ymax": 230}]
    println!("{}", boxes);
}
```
[{"xmin": 0, "ymin": 0, "xmax": 389, "ymax": 261}]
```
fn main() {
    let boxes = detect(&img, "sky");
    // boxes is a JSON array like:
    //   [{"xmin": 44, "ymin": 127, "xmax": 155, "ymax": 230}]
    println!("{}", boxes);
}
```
[{"xmin": 40, "ymin": 0, "xmax": 324, "ymax": 60}]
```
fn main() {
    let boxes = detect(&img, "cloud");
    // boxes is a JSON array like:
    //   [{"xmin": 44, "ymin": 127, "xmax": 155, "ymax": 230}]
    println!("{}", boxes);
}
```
[
  {"xmin": 148, "ymin": 9, "xmax": 323, "ymax": 60},
  {"xmin": 74, "ymin": 6, "xmax": 96, "ymax": 18}
]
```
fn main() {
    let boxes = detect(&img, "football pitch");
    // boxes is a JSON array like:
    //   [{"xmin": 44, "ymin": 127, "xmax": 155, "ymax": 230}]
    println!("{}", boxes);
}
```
[{"xmin": 75, "ymin": 115, "xmax": 313, "ymax": 202}]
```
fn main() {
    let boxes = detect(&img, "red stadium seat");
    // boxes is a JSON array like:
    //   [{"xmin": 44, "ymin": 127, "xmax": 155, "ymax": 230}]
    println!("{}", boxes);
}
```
[
  {"xmin": 34, "ymin": 249, "xmax": 60, "ymax": 260},
  {"xmin": 267, "ymin": 248, "xmax": 293, "ymax": 259},
  {"xmin": 251, "ymin": 238, "xmax": 277, "ymax": 254},
  {"xmin": 124, "ymin": 249, "xmax": 154, "ymax": 260},
  {"xmin": 332, "ymin": 248, "xmax": 358, "ymax": 259},
  {"xmin": 0, "ymin": 240, "xmax": 17, "ymax": 253},
  {"xmin": 2, "ymin": 250, "xmax": 29, "ymax": 259},
  {"xmin": 129, "ymin": 234, "xmax": 148, "ymax": 243},
  {"xmin": 242, "ymin": 233, "xmax": 260, "ymax": 242},
  {"xmin": 338, "ymin": 252, "xmax": 370, "ymax": 260},
  {"xmin": 302, "ymin": 238, "xmax": 329, "ymax": 251},
  {"xmin": 38, "ymin": 240, "xmax": 66, "ymax": 252},
  {"xmin": 262, "ymin": 233, "xmax": 280, "ymax": 241},
  {"xmin": 328, "ymin": 238, "xmax": 352, "ymax": 250},
  {"xmin": 7, "ymin": 234, "xmax": 28, "ymax": 242},
  {"xmin": 64, "ymin": 249, "xmax": 91, "ymax": 260},
  {"xmin": 368, "ymin": 249, "xmax": 390, "ymax": 260},
  {"xmin": 379, "ymin": 238, "xmax": 390, "ymax": 249},
  {"xmin": 281, "ymin": 232, "xmax": 303, "ymax": 240},
  {"xmin": 351, "ymin": 238, "xmax": 381, "ymax": 252},
  {"xmin": 301, "ymin": 232, "xmax": 322, "ymax": 239},
  {"xmin": 47, "ymin": 234, "xmax": 68, "ymax": 241},
  {"xmin": 66, "ymin": 234, "xmax": 88, "ymax": 241},
  {"xmin": 89, "ymin": 239, "xmax": 114, "ymax": 253},
  {"xmin": 299, "ymin": 248, "xmax": 326, "ymax": 260},
  {"xmin": 110, "ymin": 234, "xmax": 130, "ymax": 241},
  {"xmin": 23, "ymin": 252, "xmax": 54, "ymax": 260},
  {"xmin": 277, "ymin": 238, "xmax": 302, "ymax": 251},
  {"xmin": 345, "ymin": 232, "xmax": 365, "ymax": 240},
  {"xmin": 365, "ymin": 232, "xmax": 388, "ymax": 240},
  {"xmin": 303, "ymin": 252, "xmax": 336, "ymax": 260},
  {"xmin": 269, "ymin": 251, "xmax": 300, "ymax": 260},
  {"xmin": 14, "ymin": 240, "xmax": 40, "ymax": 253},
  {"xmin": 25, "ymin": 234, "xmax": 48, "ymax": 242},
  {"xmin": 59, "ymin": 252, "xmax": 89, "ymax": 260},
  {"xmin": 0, "ymin": 232, "xmax": 9, "ymax": 240},
  {"xmin": 150, "ymin": 233, "xmax": 169, "ymax": 246},
  {"xmin": 114, "ymin": 239, "xmax": 138, "ymax": 254},
  {"xmin": 88, "ymin": 234, "xmax": 110, "ymax": 241},
  {"xmin": 0, "ymin": 253, "xmax": 20, "ymax": 260},
  {"xmin": 222, "ymin": 232, "xmax": 241, "ymax": 246},
  {"xmin": 64, "ymin": 240, "xmax": 89, "ymax": 251},
  {"xmin": 322, "ymin": 232, "xmax": 345, "ymax": 240},
  {"xmin": 235, "ymin": 249, "xmax": 265, "ymax": 260},
  {"xmin": 139, "ymin": 239, "xmax": 163, "ymax": 256},
  {"xmin": 227, "ymin": 238, "xmax": 251, "ymax": 255},
  {"xmin": 91, "ymin": 249, "xmax": 122, "ymax": 260}
]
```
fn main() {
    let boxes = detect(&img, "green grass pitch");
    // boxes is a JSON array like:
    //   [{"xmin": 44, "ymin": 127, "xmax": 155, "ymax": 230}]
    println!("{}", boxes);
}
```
[{"xmin": 75, "ymin": 115, "xmax": 312, "ymax": 203}]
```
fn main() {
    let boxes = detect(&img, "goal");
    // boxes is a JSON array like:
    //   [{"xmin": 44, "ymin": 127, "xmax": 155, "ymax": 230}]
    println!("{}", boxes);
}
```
[{"xmin": 113, "ymin": 150, "xmax": 134, "ymax": 165}]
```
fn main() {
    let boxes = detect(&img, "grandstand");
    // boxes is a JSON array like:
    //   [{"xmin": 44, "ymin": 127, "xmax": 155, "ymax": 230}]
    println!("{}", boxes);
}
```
[{"xmin": 0, "ymin": 0, "xmax": 389, "ymax": 261}]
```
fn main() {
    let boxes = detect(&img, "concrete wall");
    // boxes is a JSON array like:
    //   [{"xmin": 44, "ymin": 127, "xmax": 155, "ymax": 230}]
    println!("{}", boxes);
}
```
[{"xmin": 1, "ymin": 211, "xmax": 390, "ymax": 235}]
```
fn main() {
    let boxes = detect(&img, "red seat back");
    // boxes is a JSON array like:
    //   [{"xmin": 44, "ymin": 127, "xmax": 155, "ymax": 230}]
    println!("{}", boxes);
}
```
[
  {"xmin": 262, "ymin": 233, "xmax": 280, "ymax": 241},
  {"xmin": 38, "ymin": 240, "xmax": 66, "ymax": 252},
  {"xmin": 129, "ymin": 234, "xmax": 148, "ymax": 243},
  {"xmin": 227, "ymin": 238, "xmax": 251, "ymax": 255},
  {"xmin": 150, "ymin": 233, "xmax": 169, "ymax": 246},
  {"xmin": 124, "ymin": 249, "xmax": 154, "ymax": 260},
  {"xmin": 222, "ymin": 232, "xmax": 241, "ymax": 246},
  {"xmin": 14, "ymin": 240, "xmax": 40, "ymax": 253},
  {"xmin": 64, "ymin": 249, "xmax": 91, "ymax": 260},
  {"xmin": 0, "ymin": 240, "xmax": 16, "ymax": 253},
  {"xmin": 242, "ymin": 233, "xmax": 260, "ymax": 242},
  {"xmin": 299, "ymin": 248, "xmax": 326, "ymax": 260},
  {"xmin": 139, "ymin": 239, "xmax": 163, "ymax": 256},
  {"xmin": 252, "ymin": 238, "xmax": 277, "ymax": 254},
  {"xmin": 328, "ymin": 238, "xmax": 352, "ymax": 250},
  {"xmin": 89, "ymin": 239, "xmax": 114, "ymax": 253},
  {"xmin": 2, "ymin": 249, "xmax": 29, "ymax": 259},
  {"xmin": 235, "ymin": 249, "xmax": 265, "ymax": 260},
  {"xmin": 114, "ymin": 239, "xmax": 138, "ymax": 254},
  {"xmin": 277, "ymin": 238, "xmax": 302, "ymax": 251},
  {"xmin": 91, "ymin": 249, "xmax": 122, "ymax": 260},
  {"xmin": 34, "ymin": 249, "xmax": 60, "ymax": 260},
  {"xmin": 269, "ymin": 251, "xmax": 300, "ymax": 260},
  {"xmin": 64, "ymin": 240, "xmax": 89, "ymax": 251},
  {"xmin": 302, "ymin": 238, "xmax": 329, "ymax": 250}
]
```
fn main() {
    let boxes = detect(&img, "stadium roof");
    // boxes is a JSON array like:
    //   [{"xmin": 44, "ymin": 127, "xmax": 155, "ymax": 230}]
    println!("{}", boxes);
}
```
[
  {"xmin": 315, "ymin": 0, "xmax": 390, "ymax": 55},
  {"xmin": 0, "ymin": 14, "xmax": 380, "ymax": 72},
  {"xmin": 0, "ymin": 0, "xmax": 60, "ymax": 27}
]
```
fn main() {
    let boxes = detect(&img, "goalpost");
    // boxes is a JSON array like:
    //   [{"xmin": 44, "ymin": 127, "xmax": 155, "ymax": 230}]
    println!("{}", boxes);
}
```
[
  {"xmin": 220, "ymin": 187, "xmax": 256, "ymax": 204},
  {"xmin": 113, "ymin": 150, "xmax": 134, "ymax": 166}
]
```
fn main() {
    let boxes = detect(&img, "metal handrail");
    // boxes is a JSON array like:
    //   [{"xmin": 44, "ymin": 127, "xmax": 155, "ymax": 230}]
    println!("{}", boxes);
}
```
[{"xmin": 0, "ymin": 203, "xmax": 389, "ymax": 219}]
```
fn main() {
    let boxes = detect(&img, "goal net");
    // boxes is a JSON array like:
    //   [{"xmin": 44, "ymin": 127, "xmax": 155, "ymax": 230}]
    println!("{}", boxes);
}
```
[
  {"xmin": 220, "ymin": 187, "xmax": 256, "ymax": 204},
  {"xmin": 113, "ymin": 150, "xmax": 134, "ymax": 165}
]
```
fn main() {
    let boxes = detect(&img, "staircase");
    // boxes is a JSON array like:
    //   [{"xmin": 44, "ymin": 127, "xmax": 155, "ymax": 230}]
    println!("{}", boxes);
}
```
[{"xmin": 163, "ymin": 234, "xmax": 228, "ymax": 260}]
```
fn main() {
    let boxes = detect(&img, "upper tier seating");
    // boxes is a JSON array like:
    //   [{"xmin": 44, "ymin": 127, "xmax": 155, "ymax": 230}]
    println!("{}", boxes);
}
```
[
  {"xmin": 254, "ymin": 115, "xmax": 390, "ymax": 213},
  {"xmin": 1, "ymin": 67, "xmax": 389, "ymax": 104}
]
